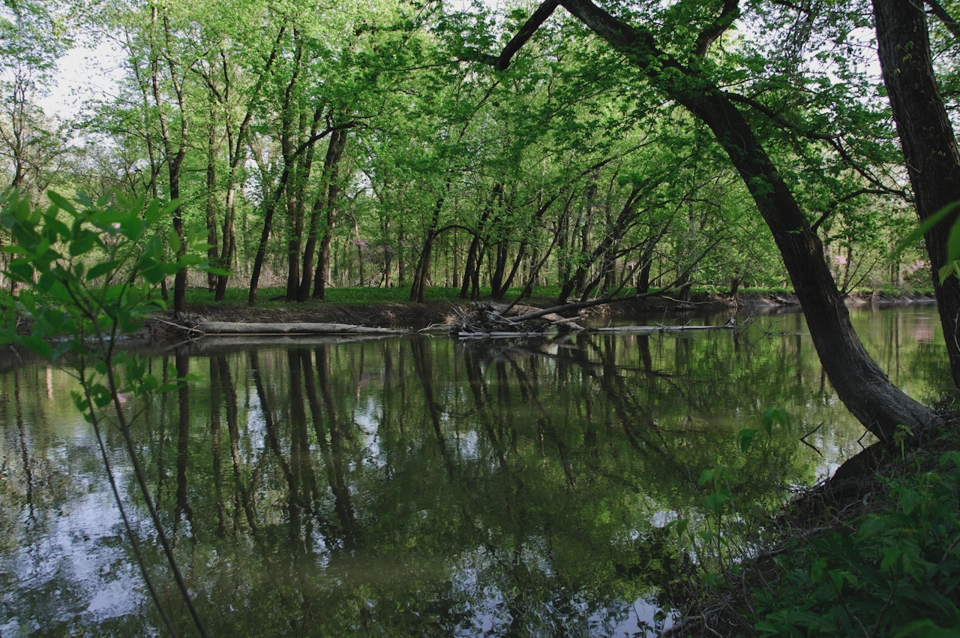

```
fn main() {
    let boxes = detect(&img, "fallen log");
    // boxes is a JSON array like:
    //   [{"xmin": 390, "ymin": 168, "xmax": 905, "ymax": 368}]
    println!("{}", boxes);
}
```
[
  {"xmin": 197, "ymin": 321, "xmax": 407, "ymax": 336},
  {"xmin": 593, "ymin": 321, "xmax": 736, "ymax": 334}
]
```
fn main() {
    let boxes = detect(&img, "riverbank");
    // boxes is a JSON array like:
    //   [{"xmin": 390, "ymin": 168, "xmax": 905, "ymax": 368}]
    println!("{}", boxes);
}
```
[
  {"xmin": 0, "ymin": 287, "xmax": 938, "ymax": 368},
  {"xmin": 665, "ymin": 418, "xmax": 960, "ymax": 637},
  {"xmin": 153, "ymin": 288, "xmax": 937, "ymax": 337}
]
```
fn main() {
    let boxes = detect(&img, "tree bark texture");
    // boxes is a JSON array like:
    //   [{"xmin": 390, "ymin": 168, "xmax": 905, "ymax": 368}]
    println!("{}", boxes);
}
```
[{"xmin": 873, "ymin": 0, "xmax": 960, "ymax": 390}]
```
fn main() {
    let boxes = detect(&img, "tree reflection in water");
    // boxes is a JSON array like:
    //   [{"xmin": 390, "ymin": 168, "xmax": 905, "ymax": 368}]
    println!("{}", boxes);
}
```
[{"xmin": 0, "ymin": 308, "xmax": 950, "ymax": 636}]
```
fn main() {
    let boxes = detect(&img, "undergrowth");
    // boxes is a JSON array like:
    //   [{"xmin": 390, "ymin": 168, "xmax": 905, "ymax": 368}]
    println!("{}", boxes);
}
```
[
  {"xmin": 750, "ymin": 442, "xmax": 960, "ymax": 637},
  {"xmin": 671, "ymin": 419, "xmax": 960, "ymax": 637}
]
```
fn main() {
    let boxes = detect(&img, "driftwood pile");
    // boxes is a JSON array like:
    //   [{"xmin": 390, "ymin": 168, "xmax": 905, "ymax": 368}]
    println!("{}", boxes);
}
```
[
  {"xmin": 452, "ymin": 303, "xmax": 585, "ymax": 338},
  {"xmin": 452, "ymin": 303, "xmax": 739, "ymax": 339}
]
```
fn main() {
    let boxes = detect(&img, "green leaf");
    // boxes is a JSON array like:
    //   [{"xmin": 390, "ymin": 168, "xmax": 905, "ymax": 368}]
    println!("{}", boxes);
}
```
[
  {"xmin": 86, "ymin": 260, "xmax": 121, "ymax": 281},
  {"xmin": 900, "ymin": 488, "xmax": 921, "ymax": 516},
  {"xmin": 738, "ymin": 428, "xmax": 758, "ymax": 453},
  {"xmin": 881, "ymin": 547, "xmax": 902, "ymax": 571},
  {"xmin": 947, "ymin": 216, "xmax": 960, "ymax": 265},
  {"xmin": 46, "ymin": 191, "xmax": 78, "ymax": 215},
  {"xmin": 939, "ymin": 263, "xmax": 958, "ymax": 284},
  {"xmin": 9, "ymin": 260, "xmax": 34, "ymax": 282},
  {"xmin": 69, "ymin": 231, "xmax": 97, "ymax": 257},
  {"xmin": 169, "ymin": 227, "xmax": 181, "ymax": 254},
  {"xmin": 703, "ymin": 490, "xmax": 729, "ymax": 514},
  {"xmin": 18, "ymin": 335, "xmax": 51, "ymax": 358},
  {"xmin": 698, "ymin": 468, "xmax": 715, "ymax": 488},
  {"xmin": 894, "ymin": 201, "xmax": 960, "ymax": 256}
]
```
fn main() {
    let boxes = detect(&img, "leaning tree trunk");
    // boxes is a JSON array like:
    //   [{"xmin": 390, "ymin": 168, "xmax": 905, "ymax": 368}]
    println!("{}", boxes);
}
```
[
  {"xmin": 410, "ymin": 231, "xmax": 436, "ymax": 303},
  {"xmin": 498, "ymin": 240, "xmax": 528, "ymax": 297},
  {"xmin": 873, "ymin": 0, "xmax": 960, "ymax": 391},
  {"xmin": 683, "ymin": 88, "xmax": 936, "ymax": 439},
  {"xmin": 554, "ymin": 0, "xmax": 939, "ymax": 439},
  {"xmin": 410, "ymin": 190, "xmax": 447, "ymax": 303},
  {"xmin": 248, "ymin": 174, "xmax": 290, "ymax": 305},
  {"xmin": 489, "ymin": 241, "xmax": 509, "ymax": 299},
  {"xmin": 460, "ymin": 232, "xmax": 482, "ymax": 298}
]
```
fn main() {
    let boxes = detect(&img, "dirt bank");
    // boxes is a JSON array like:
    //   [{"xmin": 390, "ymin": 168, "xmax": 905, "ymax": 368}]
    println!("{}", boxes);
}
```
[
  {"xmin": 146, "ymin": 291, "xmax": 939, "ymax": 339},
  {"xmin": 184, "ymin": 301, "xmax": 461, "ymax": 331}
]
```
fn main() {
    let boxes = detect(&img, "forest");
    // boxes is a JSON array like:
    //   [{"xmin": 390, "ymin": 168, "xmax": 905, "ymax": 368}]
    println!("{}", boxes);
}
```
[
  {"xmin": 4, "ymin": 0, "xmax": 960, "ymax": 635},
  {"xmin": 0, "ymin": 0, "xmax": 952, "ymax": 309}
]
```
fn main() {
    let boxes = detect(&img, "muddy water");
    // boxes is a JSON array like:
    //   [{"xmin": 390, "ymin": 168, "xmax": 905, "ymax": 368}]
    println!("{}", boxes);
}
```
[{"xmin": 0, "ymin": 306, "xmax": 950, "ymax": 636}]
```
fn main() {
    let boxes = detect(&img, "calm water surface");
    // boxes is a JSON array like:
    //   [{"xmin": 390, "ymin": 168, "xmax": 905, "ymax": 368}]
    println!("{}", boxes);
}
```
[{"xmin": 0, "ymin": 306, "xmax": 951, "ymax": 636}]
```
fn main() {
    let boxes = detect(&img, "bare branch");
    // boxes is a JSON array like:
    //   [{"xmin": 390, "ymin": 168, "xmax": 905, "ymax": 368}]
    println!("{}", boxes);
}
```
[
  {"xmin": 497, "ymin": 0, "xmax": 561, "ymax": 69},
  {"xmin": 926, "ymin": 0, "xmax": 960, "ymax": 42},
  {"xmin": 810, "ymin": 188, "xmax": 892, "ymax": 233},
  {"xmin": 693, "ymin": 0, "xmax": 740, "ymax": 57}
]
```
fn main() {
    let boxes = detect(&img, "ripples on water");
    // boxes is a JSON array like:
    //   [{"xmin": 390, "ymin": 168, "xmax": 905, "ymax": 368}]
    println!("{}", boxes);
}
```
[{"xmin": 0, "ymin": 307, "xmax": 950, "ymax": 636}]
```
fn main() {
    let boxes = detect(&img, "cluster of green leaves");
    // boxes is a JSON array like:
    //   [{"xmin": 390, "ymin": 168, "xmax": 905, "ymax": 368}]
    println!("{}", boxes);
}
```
[
  {"xmin": 897, "ymin": 202, "xmax": 960, "ymax": 284},
  {"xmin": 0, "ymin": 191, "xmax": 204, "ymax": 357},
  {"xmin": 677, "ymin": 405, "xmax": 960, "ymax": 638},
  {"xmin": 752, "ymin": 448, "xmax": 960, "ymax": 637},
  {"xmin": 0, "ymin": 190, "xmax": 214, "ymax": 636}
]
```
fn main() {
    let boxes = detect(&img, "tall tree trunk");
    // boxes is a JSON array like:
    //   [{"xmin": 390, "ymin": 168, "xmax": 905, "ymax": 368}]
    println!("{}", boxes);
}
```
[
  {"xmin": 500, "ymin": 240, "xmax": 528, "ymax": 297},
  {"xmin": 381, "ymin": 216, "xmax": 392, "ymax": 287},
  {"xmin": 302, "ymin": 127, "xmax": 347, "ymax": 301},
  {"xmin": 411, "ymin": 189, "xmax": 448, "ymax": 303},
  {"xmin": 249, "ymin": 34, "xmax": 304, "ymax": 305},
  {"xmin": 397, "ymin": 228, "xmax": 406, "ymax": 286},
  {"xmin": 354, "ymin": 214, "xmax": 364, "ymax": 286},
  {"xmin": 150, "ymin": 7, "xmax": 189, "ymax": 316},
  {"xmin": 248, "ymin": 171, "xmax": 291, "ymax": 305},
  {"xmin": 460, "ymin": 184, "xmax": 500, "ymax": 298},
  {"xmin": 285, "ymin": 106, "xmax": 321, "ymax": 300},
  {"xmin": 873, "ymin": 0, "xmax": 960, "ymax": 390},
  {"xmin": 214, "ymin": 27, "xmax": 286, "ymax": 300},
  {"xmin": 205, "ymin": 105, "xmax": 219, "ymax": 292},
  {"xmin": 573, "ymin": 183, "xmax": 597, "ymax": 297},
  {"xmin": 460, "ymin": 231, "xmax": 482, "ymax": 298},
  {"xmin": 215, "ymin": 176, "xmax": 236, "ymax": 301},
  {"xmin": 636, "ymin": 258, "xmax": 652, "ymax": 294},
  {"xmin": 489, "ymin": 241, "xmax": 509, "ymax": 299}
]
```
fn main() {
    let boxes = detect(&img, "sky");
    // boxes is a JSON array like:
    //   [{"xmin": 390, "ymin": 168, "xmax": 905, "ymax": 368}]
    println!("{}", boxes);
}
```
[{"xmin": 37, "ymin": 36, "xmax": 124, "ymax": 121}]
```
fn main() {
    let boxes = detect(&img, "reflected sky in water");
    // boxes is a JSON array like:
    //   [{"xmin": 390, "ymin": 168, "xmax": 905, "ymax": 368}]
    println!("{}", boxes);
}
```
[{"xmin": 0, "ymin": 306, "xmax": 951, "ymax": 637}]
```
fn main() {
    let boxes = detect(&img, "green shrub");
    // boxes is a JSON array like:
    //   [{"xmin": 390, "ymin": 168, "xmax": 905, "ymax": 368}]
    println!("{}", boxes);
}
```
[{"xmin": 750, "ymin": 448, "xmax": 960, "ymax": 637}]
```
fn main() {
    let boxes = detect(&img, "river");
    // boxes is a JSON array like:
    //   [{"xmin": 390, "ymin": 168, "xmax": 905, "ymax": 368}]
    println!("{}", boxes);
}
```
[{"xmin": 0, "ymin": 305, "xmax": 950, "ymax": 636}]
